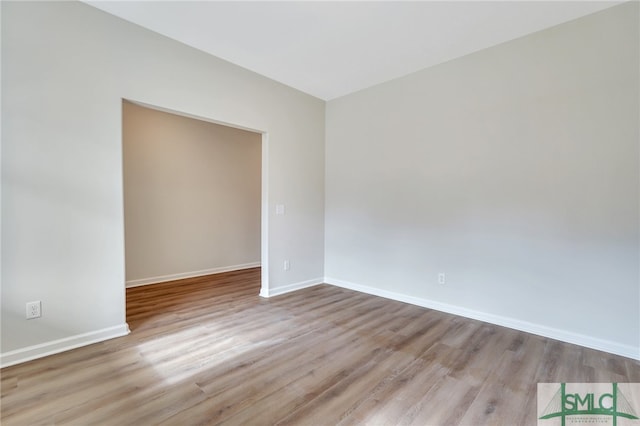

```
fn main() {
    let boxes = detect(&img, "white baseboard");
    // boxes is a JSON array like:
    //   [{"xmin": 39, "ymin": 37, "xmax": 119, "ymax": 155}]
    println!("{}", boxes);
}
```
[
  {"xmin": 0, "ymin": 324, "xmax": 130, "ymax": 368},
  {"xmin": 126, "ymin": 262, "xmax": 261, "ymax": 288},
  {"xmin": 324, "ymin": 277, "xmax": 639, "ymax": 361},
  {"xmin": 260, "ymin": 277, "xmax": 324, "ymax": 298}
]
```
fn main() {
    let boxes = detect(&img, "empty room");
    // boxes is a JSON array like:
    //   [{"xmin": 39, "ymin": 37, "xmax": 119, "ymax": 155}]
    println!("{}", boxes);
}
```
[{"xmin": 1, "ymin": 1, "xmax": 638, "ymax": 425}]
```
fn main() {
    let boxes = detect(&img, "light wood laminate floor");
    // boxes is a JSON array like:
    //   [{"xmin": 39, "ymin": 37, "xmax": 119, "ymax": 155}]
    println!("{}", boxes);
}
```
[{"xmin": 2, "ymin": 268, "xmax": 638, "ymax": 425}]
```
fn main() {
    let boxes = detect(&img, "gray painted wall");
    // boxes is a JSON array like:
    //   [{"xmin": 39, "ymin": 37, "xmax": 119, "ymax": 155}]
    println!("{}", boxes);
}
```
[
  {"xmin": 1, "ymin": 1, "xmax": 325, "ymax": 357},
  {"xmin": 325, "ymin": 3, "xmax": 639, "ymax": 357},
  {"xmin": 1, "ymin": 1, "xmax": 637, "ymax": 363}
]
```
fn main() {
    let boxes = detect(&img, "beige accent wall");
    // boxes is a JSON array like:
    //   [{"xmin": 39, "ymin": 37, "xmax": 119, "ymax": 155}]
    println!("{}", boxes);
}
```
[{"xmin": 123, "ymin": 101, "xmax": 261, "ymax": 285}]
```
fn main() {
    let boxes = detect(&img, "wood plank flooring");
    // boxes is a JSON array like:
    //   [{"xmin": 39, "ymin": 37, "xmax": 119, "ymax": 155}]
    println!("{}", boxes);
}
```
[{"xmin": 2, "ymin": 268, "xmax": 639, "ymax": 425}]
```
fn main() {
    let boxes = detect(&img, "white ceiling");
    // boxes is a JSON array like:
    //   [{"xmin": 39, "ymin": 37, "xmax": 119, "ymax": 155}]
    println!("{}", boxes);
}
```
[{"xmin": 86, "ymin": 1, "xmax": 621, "ymax": 100}]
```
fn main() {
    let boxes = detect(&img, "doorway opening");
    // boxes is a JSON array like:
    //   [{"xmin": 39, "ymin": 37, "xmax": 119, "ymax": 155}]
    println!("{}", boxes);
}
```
[{"xmin": 122, "ymin": 99, "xmax": 269, "ymax": 327}]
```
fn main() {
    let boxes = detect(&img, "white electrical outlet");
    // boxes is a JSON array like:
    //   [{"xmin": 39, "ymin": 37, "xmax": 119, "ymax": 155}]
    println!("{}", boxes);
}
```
[
  {"xmin": 284, "ymin": 260, "xmax": 290, "ymax": 271},
  {"xmin": 26, "ymin": 301, "xmax": 41, "ymax": 319},
  {"xmin": 438, "ymin": 273, "xmax": 446, "ymax": 285}
]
